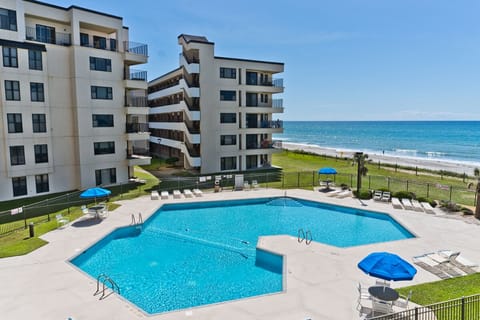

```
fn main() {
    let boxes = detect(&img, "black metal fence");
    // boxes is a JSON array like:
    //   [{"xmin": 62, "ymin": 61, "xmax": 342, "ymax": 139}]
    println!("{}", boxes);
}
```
[{"xmin": 371, "ymin": 294, "xmax": 480, "ymax": 320}]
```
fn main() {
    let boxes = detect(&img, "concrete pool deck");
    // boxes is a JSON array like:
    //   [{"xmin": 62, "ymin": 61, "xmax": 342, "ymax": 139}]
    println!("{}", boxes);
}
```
[{"xmin": 1, "ymin": 188, "xmax": 480, "ymax": 320}]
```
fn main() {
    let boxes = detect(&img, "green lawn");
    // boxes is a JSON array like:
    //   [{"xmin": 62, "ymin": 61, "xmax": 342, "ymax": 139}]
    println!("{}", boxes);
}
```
[{"xmin": 396, "ymin": 274, "xmax": 480, "ymax": 319}]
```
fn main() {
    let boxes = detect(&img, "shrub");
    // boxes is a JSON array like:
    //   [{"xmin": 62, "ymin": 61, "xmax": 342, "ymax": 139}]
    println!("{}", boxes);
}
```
[
  {"xmin": 416, "ymin": 197, "xmax": 437, "ymax": 207},
  {"xmin": 440, "ymin": 200, "xmax": 461, "ymax": 212},
  {"xmin": 165, "ymin": 157, "xmax": 179, "ymax": 165},
  {"xmin": 461, "ymin": 207, "xmax": 474, "ymax": 215},
  {"xmin": 393, "ymin": 191, "xmax": 414, "ymax": 199},
  {"xmin": 353, "ymin": 190, "xmax": 372, "ymax": 200},
  {"xmin": 340, "ymin": 183, "xmax": 349, "ymax": 190}
]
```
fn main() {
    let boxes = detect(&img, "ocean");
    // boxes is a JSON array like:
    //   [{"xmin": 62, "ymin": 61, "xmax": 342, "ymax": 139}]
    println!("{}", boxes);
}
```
[{"xmin": 275, "ymin": 121, "xmax": 480, "ymax": 165}]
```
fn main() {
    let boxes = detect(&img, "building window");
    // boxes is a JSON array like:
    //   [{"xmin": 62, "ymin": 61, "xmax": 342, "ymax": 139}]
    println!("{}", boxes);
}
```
[
  {"xmin": 10, "ymin": 146, "xmax": 25, "ymax": 165},
  {"xmin": 220, "ymin": 113, "xmax": 236, "ymax": 124},
  {"xmin": 220, "ymin": 67, "xmax": 236, "ymax": 79},
  {"xmin": 93, "ymin": 36, "xmax": 106, "ymax": 49},
  {"xmin": 2, "ymin": 47, "xmax": 17, "ymax": 67},
  {"xmin": 35, "ymin": 174, "xmax": 49, "ymax": 193},
  {"xmin": 7, "ymin": 113, "xmax": 22, "ymax": 133},
  {"xmin": 92, "ymin": 114, "xmax": 113, "ymax": 127},
  {"xmin": 246, "ymin": 93, "xmax": 258, "ymax": 106},
  {"xmin": 34, "ymin": 144, "xmax": 48, "ymax": 163},
  {"xmin": 30, "ymin": 82, "xmax": 45, "ymax": 102},
  {"xmin": 95, "ymin": 168, "xmax": 116, "ymax": 185},
  {"xmin": 246, "ymin": 71, "xmax": 258, "ymax": 85},
  {"xmin": 220, "ymin": 90, "xmax": 236, "ymax": 101},
  {"xmin": 91, "ymin": 86, "xmax": 112, "ymax": 99},
  {"xmin": 220, "ymin": 135, "xmax": 237, "ymax": 145},
  {"xmin": 32, "ymin": 114, "xmax": 47, "ymax": 133},
  {"xmin": 0, "ymin": 8, "xmax": 17, "ymax": 31},
  {"xmin": 5, "ymin": 80, "xmax": 20, "ymax": 100},
  {"xmin": 36, "ymin": 24, "xmax": 55, "ymax": 44},
  {"xmin": 80, "ymin": 32, "xmax": 89, "ymax": 46},
  {"xmin": 94, "ymin": 141, "xmax": 115, "ymax": 155},
  {"xmin": 110, "ymin": 39, "xmax": 117, "ymax": 51},
  {"xmin": 90, "ymin": 57, "xmax": 111, "ymax": 72},
  {"xmin": 221, "ymin": 157, "xmax": 237, "ymax": 171},
  {"xmin": 28, "ymin": 50, "xmax": 42, "ymax": 70},
  {"xmin": 12, "ymin": 177, "xmax": 27, "ymax": 197}
]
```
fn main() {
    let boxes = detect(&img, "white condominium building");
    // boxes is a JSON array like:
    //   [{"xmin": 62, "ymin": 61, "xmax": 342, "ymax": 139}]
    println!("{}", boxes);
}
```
[
  {"xmin": 148, "ymin": 34, "xmax": 284, "ymax": 174},
  {"xmin": 0, "ymin": 0, "xmax": 150, "ymax": 201}
]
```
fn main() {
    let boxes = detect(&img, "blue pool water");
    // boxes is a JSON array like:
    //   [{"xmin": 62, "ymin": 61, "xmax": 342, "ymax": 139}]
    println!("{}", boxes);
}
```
[{"xmin": 71, "ymin": 197, "xmax": 413, "ymax": 314}]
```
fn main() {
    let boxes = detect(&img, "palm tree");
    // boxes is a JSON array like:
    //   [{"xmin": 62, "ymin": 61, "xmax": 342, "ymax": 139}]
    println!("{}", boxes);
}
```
[{"xmin": 354, "ymin": 153, "xmax": 369, "ymax": 191}]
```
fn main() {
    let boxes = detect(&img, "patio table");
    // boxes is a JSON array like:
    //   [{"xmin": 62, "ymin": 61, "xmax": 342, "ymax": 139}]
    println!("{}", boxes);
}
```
[{"xmin": 368, "ymin": 286, "xmax": 399, "ymax": 302}]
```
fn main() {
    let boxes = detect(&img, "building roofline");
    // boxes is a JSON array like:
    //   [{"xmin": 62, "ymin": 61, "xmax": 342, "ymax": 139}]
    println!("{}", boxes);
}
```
[
  {"xmin": 214, "ymin": 56, "xmax": 284, "ymax": 66},
  {"xmin": 0, "ymin": 39, "xmax": 47, "ymax": 51},
  {"xmin": 177, "ymin": 34, "xmax": 214, "ymax": 45},
  {"xmin": 148, "ymin": 67, "xmax": 182, "ymax": 84},
  {"xmin": 24, "ymin": 0, "xmax": 123, "ymax": 20}
]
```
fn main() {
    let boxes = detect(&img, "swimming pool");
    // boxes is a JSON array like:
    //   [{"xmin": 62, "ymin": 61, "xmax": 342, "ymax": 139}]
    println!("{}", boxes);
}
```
[{"xmin": 71, "ymin": 197, "xmax": 413, "ymax": 314}]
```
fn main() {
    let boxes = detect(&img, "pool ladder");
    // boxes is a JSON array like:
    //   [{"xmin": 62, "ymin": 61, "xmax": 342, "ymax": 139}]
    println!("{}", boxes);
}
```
[
  {"xmin": 297, "ymin": 228, "xmax": 312, "ymax": 245},
  {"xmin": 131, "ymin": 212, "xmax": 143, "ymax": 225},
  {"xmin": 94, "ymin": 274, "xmax": 120, "ymax": 300}
]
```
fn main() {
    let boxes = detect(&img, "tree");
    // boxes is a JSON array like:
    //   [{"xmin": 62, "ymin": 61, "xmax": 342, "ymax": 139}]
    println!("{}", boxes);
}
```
[{"xmin": 354, "ymin": 153, "xmax": 369, "ymax": 191}]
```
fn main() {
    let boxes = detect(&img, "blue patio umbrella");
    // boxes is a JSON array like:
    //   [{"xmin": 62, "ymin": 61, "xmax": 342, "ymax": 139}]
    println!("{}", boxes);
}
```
[
  {"xmin": 358, "ymin": 252, "xmax": 417, "ymax": 281},
  {"xmin": 318, "ymin": 167, "xmax": 337, "ymax": 175},
  {"xmin": 80, "ymin": 187, "xmax": 111, "ymax": 199}
]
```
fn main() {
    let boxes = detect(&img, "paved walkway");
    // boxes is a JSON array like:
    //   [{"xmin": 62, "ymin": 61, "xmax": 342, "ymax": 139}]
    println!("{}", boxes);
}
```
[{"xmin": 1, "ymin": 188, "xmax": 480, "ymax": 320}]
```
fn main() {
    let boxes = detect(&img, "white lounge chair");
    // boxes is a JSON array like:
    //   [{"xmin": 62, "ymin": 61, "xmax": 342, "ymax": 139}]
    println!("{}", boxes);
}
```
[
  {"xmin": 173, "ymin": 190, "xmax": 182, "ymax": 198},
  {"xmin": 326, "ymin": 189, "xmax": 342, "ymax": 197},
  {"xmin": 193, "ymin": 188, "xmax": 203, "ymax": 197},
  {"xmin": 411, "ymin": 199, "xmax": 424, "ymax": 212},
  {"xmin": 183, "ymin": 189, "xmax": 193, "ymax": 198},
  {"xmin": 336, "ymin": 190, "xmax": 351, "ymax": 198},
  {"xmin": 161, "ymin": 191, "xmax": 169, "ymax": 200},
  {"xmin": 373, "ymin": 190, "xmax": 383, "ymax": 201},
  {"xmin": 56, "ymin": 214, "xmax": 69, "ymax": 228},
  {"xmin": 151, "ymin": 191, "xmax": 159, "ymax": 200},
  {"xmin": 412, "ymin": 254, "xmax": 451, "ymax": 279},
  {"xmin": 381, "ymin": 191, "xmax": 391, "ymax": 202},
  {"xmin": 421, "ymin": 202, "xmax": 435, "ymax": 214},
  {"xmin": 438, "ymin": 250, "xmax": 478, "ymax": 268},
  {"xmin": 391, "ymin": 198, "xmax": 403, "ymax": 209},
  {"xmin": 401, "ymin": 198, "xmax": 414, "ymax": 210}
]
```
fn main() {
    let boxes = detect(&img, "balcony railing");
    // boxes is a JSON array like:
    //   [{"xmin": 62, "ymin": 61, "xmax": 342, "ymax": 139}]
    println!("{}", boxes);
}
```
[
  {"xmin": 125, "ymin": 69, "xmax": 147, "ymax": 81},
  {"xmin": 246, "ymin": 140, "xmax": 282, "ymax": 150},
  {"xmin": 246, "ymin": 120, "xmax": 283, "ymax": 129},
  {"xmin": 81, "ymin": 36, "xmax": 117, "ymax": 51},
  {"xmin": 126, "ymin": 122, "xmax": 149, "ymax": 133},
  {"xmin": 127, "ymin": 147, "xmax": 150, "ymax": 158},
  {"xmin": 125, "ymin": 95, "xmax": 148, "ymax": 108},
  {"xmin": 26, "ymin": 26, "xmax": 71, "ymax": 46},
  {"xmin": 124, "ymin": 41, "xmax": 148, "ymax": 57},
  {"xmin": 272, "ymin": 99, "xmax": 283, "ymax": 108},
  {"xmin": 180, "ymin": 52, "xmax": 200, "ymax": 64}
]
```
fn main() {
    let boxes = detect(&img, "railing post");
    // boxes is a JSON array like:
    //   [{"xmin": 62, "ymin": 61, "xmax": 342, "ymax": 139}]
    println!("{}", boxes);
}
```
[
  {"xmin": 297, "ymin": 172, "xmax": 300, "ymax": 187},
  {"xmin": 449, "ymin": 186, "xmax": 453, "ymax": 201},
  {"xmin": 388, "ymin": 177, "xmax": 390, "ymax": 191},
  {"xmin": 350, "ymin": 174, "xmax": 353, "ymax": 188},
  {"xmin": 461, "ymin": 296, "xmax": 465, "ymax": 320},
  {"xmin": 406, "ymin": 180, "xmax": 409, "ymax": 192},
  {"xmin": 427, "ymin": 183, "xmax": 430, "ymax": 198},
  {"xmin": 312, "ymin": 171, "xmax": 315, "ymax": 188},
  {"xmin": 414, "ymin": 307, "xmax": 418, "ymax": 320},
  {"xmin": 282, "ymin": 173, "xmax": 285, "ymax": 189},
  {"xmin": 368, "ymin": 176, "xmax": 371, "ymax": 189}
]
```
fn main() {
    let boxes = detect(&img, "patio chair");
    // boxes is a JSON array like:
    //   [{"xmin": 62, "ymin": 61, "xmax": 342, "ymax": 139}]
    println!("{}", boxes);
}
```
[
  {"xmin": 393, "ymin": 290, "xmax": 412, "ymax": 309},
  {"xmin": 183, "ymin": 189, "xmax": 194, "ymax": 198},
  {"xmin": 81, "ymin": 205, "xmax": 89, "ymax": 214},
  {"xmin": 381, "ymin": 192, "xmax": 391, "ymax": 202},
  {"xmin": 373, "ymin": 190, "xmax": 383, "ymax": 201},
  {"xmin": 391, "ymin": 198, "xmax": 403, "ymax": 209},
  {"xmin": 401, "ymin": 198, "xmax": 414, "ymax": 210},
  {"xmin": 251, "ymin": 180, "xmax": 259, "ymax": 190},
  {"xmin": 243, "ymin": 181, "xmax": 250, "ymax": 191},
  {"xmin": 375, "ymin": 279, "xmax": 390, "ymax": 287},
  {"xmin": 411, "ymin": 199, "xmax": 424, "ymax": 212},
  {"xmin": 412, "ymin": 254, "xmax": 450, "ymax": 279},
  {"xmin": 151, "ymin": 191, "xmax": 159, "ymax": 200},
  {"xmin": 421, "ymin": 202, "xmax": 435, "ymax": 214},
  {"xmin": 161, "ymin": 191, "xmax": 169, "ymax": 200},
  {"xmin": 437, "ymin": 250, "xmax": 478, "ymax": 274},
  {"xmin": 173, "ymin": 190, "xmax": 182, "ymax": 199},
  {"xmin": 356, "ymin": 283, "xmax": 371, "ymax": 312},
  {"xmin": 193, "ymin": 188, "xmax": 203, "ymax": 197},
  {"xmin": 372, "ymin": 299, "xmax": 393, "ymax": 316},
  {"xmin": 56, "ymin": 214, "xmax": 69, "ymax": 228}
]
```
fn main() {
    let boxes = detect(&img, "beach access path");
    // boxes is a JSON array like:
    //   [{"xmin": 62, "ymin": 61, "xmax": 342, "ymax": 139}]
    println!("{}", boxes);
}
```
[{"xmin": 281, "ymin": 142, "xmax": 480, "ymax": 176}]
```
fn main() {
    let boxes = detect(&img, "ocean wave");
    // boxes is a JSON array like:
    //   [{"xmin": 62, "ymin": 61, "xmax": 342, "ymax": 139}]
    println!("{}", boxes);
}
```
[
  {"xmin": 425, "ymin": 151, "xmax": 447, "ymax": 158},
  {"xmin": 394, "ymin": 149, "xmax": 418, "ymax": 154}
]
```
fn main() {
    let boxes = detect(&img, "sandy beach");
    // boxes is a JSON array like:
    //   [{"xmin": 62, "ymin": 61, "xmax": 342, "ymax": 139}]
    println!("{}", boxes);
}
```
[{"xmin": 282, "ymin": 142, "xmax": 480, "ymax": 176}]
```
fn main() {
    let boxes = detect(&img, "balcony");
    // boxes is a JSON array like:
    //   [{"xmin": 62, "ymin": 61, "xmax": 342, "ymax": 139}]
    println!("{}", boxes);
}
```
[
  {"xmin": 126, "ymin": 147, "xmax": 151, "ymax": 166},
  {"xmin": 246, "ymin": 140, "xmax": 282, "ymax": 150},
  {"xmin": 26, "ymin": 26, "xmax": 71, "ymax": 46},
  {"xmin": 246, "ymin": 120, "xmax": 283, "ymax": 129},
  {"xmin": 124, "ymin": 69, "xmax": 147, "ymax": 90},
  {"xmin": 124, "ymin": 41, "xmax": 148, "ymax": 65},
  {"xmin": 126, "ymin": 122, "xmax": 150, "ymax": 140}
]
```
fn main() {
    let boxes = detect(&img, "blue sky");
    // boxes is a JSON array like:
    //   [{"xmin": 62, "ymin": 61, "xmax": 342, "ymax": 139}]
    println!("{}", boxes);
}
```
[{"xmin": 46, "ymin": 0, "xmax": 480, "ymax": 121}]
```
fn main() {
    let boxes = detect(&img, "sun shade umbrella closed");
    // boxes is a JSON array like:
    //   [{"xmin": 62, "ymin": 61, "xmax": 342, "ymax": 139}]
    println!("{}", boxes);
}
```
[{"xmin": 358, "ymin": 252, "xmax": 417, "ymax": 281}]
